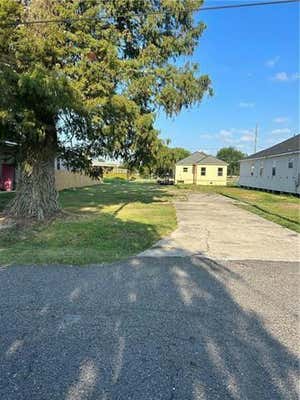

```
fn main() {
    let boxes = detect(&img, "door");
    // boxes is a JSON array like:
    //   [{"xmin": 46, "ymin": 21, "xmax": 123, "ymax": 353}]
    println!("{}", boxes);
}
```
[
  {"xmin": 1, "ymin": 164, "xmax": 15, "ymax": 191},
  {"xmin": 192, "ymin": 164, "xmax": 197, "ymax": 185}
]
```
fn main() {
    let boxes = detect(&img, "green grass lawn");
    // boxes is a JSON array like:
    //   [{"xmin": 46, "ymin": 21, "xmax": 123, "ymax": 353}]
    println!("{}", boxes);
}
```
[
  {"xmin": 1, "ymin": 180, "xmax": 299, "ymax": 266},
  {"xmin": 174, "ymin": 184, "xmax": 300, "ymax": 233},
  {"xmin": 0, "ymin": 180, "xmax": 176, "ymax": 265}
]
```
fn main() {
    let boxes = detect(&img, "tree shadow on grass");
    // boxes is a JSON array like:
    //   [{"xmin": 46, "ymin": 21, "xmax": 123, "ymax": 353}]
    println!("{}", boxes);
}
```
[
  {"xmin": 0, "ymin": 181, "xmax": 176, "ymax": 265},
  {"xmin": 0, "ymin": 212, "xmax": 166, "ymax": 265},
  {"xmin": 0, "ymin": 181, "xmax": 174, "ymax": 217},
  {"xmin": 0, "ymin": 256, "xmax": 298, "ymax": 399},
  {"xmin": 59, "ymin": 181, "xmax": 174, "ymax": 216},
  {"xmin": 0, "ymin": 191, "xmax": 14, "ymax": 213}
]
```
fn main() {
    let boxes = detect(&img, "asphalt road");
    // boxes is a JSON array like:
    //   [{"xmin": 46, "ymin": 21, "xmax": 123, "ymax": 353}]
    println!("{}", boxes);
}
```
[
  {"xmin": 1, "ymin": 194, "xmax": 299, "ymax": 399},
  {"xmin": 0, "ymin": 257, "xmax": 299, "ymax": 400}
]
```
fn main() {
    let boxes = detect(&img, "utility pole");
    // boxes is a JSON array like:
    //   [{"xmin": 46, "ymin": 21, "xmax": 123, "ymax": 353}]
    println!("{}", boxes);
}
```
[{"xmin": 254, "ymin": 123, "xmax": 258, "ymax": 153}]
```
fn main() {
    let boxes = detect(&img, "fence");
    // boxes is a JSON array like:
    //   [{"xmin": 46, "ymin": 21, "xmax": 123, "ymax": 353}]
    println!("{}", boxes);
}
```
[{"xmin": 55, "ymin": 170, "xmax": 100, "ymax": 191}]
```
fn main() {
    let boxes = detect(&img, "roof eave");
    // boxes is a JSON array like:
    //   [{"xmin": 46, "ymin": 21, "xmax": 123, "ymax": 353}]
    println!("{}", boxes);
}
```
[{"xmin": 240, "ymin": 149, "xmax": 300, "ymax": 162}]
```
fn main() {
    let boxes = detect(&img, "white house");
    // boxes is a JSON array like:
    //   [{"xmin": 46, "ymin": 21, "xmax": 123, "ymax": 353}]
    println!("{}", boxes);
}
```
[{"xmin": 239, "ymin": 134, "xmax": 300, "ymax": 195}]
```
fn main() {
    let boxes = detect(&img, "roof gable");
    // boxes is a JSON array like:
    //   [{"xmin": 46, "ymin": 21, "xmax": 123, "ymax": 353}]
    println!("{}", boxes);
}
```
[
  {"xmin": 176, "ymin": 151, "xmax": 206, "ymax": 165},
  {"xmin": 243, "ymin": 134, "xmax": 300, "ymax": 160},
  {"xmin": 176, "ymin": 151, "xmax": 227, "ymax": 166}
]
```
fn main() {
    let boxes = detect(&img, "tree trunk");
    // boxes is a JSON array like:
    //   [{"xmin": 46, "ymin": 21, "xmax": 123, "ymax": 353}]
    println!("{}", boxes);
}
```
[{"xmin": 7, "ymin": 153, "xmax": 59, "ymax": 221}]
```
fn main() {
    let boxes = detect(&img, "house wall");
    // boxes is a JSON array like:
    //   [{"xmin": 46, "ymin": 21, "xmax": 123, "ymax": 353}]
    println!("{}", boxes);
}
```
[
  {"xmin": 0, "ymin": 152, "xmax": 16, "ymax": 191},
  {"xmin": 175, "ymin": 165, "xmax": 227, "ymax": 185},
  {"xmin": 55, "ymin": 170, "xmax": 100, "ymax": 191},
  {"xmin": 175, "ymin": 165, "xmax": 194, "ymax": 184},
  {"xmin": 239, "ymin": 152, "xmax": 300, "ymax": 194}
]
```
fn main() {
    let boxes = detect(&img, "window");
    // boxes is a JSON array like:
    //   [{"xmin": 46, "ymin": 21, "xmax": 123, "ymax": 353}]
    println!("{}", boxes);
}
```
[
  {"xmin": 183, "ymin": 167, "xmax": 188, "ymax": 173},
  {"xmin": 218, "ymin": 167, "xmax": 223, "ymax": 176},
  {"xmin": 272, "ymin": 161, "xmax": 276, "ymax": 177},
  {"xmin": 56, "ymin": 158, "xmax": 61, "ymax": 170},
  {"xmin": 250, "ymin": 165, "xmax": 255, "ymax": 176},
  {"xmin": 259, "ymin": 161, "xmax": 264, "ymax": 177},
  {"xmin": 259, "ymin": 167, "xmax": 263, "ymax": 176},
  {"xmin": 288, "ymin": 159, "xmax": 294, "ymax": 169},
  {"xmin": 201, "ymin": 167, "xmax": 206, "ymax": 176}
]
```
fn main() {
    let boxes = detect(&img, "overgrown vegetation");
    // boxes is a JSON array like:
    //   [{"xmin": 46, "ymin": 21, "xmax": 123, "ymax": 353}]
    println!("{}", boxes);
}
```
[{"xmin": 0, "ymin": 181, "xmax": 176, "ymax": 265}]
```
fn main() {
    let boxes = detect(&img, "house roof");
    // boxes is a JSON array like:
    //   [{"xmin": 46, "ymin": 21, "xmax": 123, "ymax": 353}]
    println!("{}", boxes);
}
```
[
  {"xmin": 92, "ymin": 159, "xmax": 122, "ymax": 167},
  {"xmin": 176, "ymin": 151, "xmax": 228, "ymax": 166},
  {"xmin": 242, "ymin": 134, "xmax": 300, "ymax": 161},
  {"xmin": 0, "ymin": 141, "xmax": 18, "ymax": 156}
]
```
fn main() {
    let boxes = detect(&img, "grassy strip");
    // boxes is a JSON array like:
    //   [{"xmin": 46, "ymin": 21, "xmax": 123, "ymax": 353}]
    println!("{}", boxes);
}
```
[
  {"xmin": 220, "ymin": 192, "xmax": 300, "ymax": 233},
  {"xmin": 0, "ymin": 181, "xmax": 176, "ymax": 266},
  {"xmin": 237, "ymin": 203, "xmax": 300, "ymax": 233}
]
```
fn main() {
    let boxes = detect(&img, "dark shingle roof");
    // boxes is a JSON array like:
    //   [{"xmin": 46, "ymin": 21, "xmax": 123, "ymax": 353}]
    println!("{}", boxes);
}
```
[
  {"xmin": 242, "ymin": 134, "xmax": 300, "ymax": 160},
  {"xmin": 176, "ymin": 151, "xmax": 227, "ymax": 166}
]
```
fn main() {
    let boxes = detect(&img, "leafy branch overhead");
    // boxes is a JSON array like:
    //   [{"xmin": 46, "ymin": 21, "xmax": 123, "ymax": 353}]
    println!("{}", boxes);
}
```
[{"xmin": 0, "ymin": 0, "xmax": 211, "ymax": 219}]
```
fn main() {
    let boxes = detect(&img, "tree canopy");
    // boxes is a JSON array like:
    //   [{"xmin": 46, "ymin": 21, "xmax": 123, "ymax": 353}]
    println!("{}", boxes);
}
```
[
  {"xmin": 138, "ymin": 142, "xmax": 190, "ymax": 178},
  {"xmin": 0, "ymin": 0, "xmax": 211, "ymax": 219},
  {"xmin": 216, "ymin": 147, "xmax": 246, "ymax": 176}
]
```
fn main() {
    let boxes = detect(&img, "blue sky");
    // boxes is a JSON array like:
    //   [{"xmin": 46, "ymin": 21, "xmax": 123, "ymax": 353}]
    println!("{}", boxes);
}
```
[{"xmin": 156, "ymin": 0, "xmax": 299, "ymax": 155}]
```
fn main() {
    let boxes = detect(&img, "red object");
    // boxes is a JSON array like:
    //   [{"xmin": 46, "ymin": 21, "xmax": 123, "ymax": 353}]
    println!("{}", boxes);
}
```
[{"xmin": 0, "ymin": 164, "xmax": 15, "ymax": 191}]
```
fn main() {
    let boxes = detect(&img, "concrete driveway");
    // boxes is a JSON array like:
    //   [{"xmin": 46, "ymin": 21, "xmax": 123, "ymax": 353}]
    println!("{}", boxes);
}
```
[
  {"xmin": 140, "ymin": 193, "xmax": 300, "ymax": 261},
  {"xmin": 0, "ymin": 194, "xmax": 299, "ymax": 400}
]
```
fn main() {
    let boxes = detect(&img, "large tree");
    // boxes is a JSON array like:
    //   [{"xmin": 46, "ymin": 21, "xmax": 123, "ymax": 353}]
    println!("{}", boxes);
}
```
[
  {"xmin": 217, "ymin": 147, "xmax": 246, "ymax": 176},
  {"xmin": 153, "ymin": 144, "xmax": 190, "ymax": 178},
  {"xmin": 0, "ymin": 0, "xmax": 211, "ymax": 219}
]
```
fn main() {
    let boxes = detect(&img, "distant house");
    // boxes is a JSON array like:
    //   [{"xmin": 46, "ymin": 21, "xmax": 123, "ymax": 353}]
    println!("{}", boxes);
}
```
[
  {"xmin": 239, "ymin": 134, "xmax": 300, "ymax": 195},
  {"xmin": 92, "ymin": 159, "xmax": 128, "ymax": 176},
  {"xmin": 54, "ymin": 158, "xmax": 128, "ymax": 190},
  {"xmin": 1, "ymin": 144, "xmax": 130, "ymax": 192},
  {"xmin": 0, "ymin": 141, "xmax": 17, "ymax": 191},
  {"xmin": 175, "ymin": 151, "xmax": 228, "ymax": 185}
]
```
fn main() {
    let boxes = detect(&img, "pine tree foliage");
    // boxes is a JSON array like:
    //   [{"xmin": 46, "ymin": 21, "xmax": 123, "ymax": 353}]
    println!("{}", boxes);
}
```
[{"xmin": 0, "ymin": 0, "xmax": 211, "ymax": 219}]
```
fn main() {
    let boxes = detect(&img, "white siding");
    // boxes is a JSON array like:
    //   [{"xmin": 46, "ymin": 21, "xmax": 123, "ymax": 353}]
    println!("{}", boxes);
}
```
[{"xmin": 239, "ymin": 152, "xmax": 300, "ymax": 194}]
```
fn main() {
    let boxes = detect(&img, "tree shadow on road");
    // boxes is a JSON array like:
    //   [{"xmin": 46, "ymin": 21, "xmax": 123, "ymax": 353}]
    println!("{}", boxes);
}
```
[{"xmin": 0, "ymin": 256, "xmax": 299, "ymax": 399}]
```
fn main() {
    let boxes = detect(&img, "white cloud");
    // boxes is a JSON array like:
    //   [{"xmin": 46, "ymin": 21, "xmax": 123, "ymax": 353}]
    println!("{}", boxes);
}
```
[
  {"xmin": 273, "ymin": 72, "xmax": 289, "ymax": 81},
  {"xmin": 265, "ymin": 56, "xmax": 280, "ymax": 68},
  {"xmin": 273, "ymin": 117, "xmax": 288, "ymax": 123},
  {"xmin": 239, "ymin": 101, "xmax": 255, "ymax": 108},
  {"xmin": 200, "ymin": 134, "xmax": 213, "ymax": 139},
  {"xmin": 272, "ymin": 72, "xmax": 300, "ymax": 82},
  {"xmin": 240, "ymin": 134, "xmax": 254, "ymax": 142},
  {"xmin": 217, "ymin": 128, "xmax": 255, "ymax": 146},
  {"xmin": 236, "ymin": 129, "xmax": 253, "ymax": 135},
  {"xmin": 218, "ymin": 129, "xmax": 234, "ymax": 144},
  {"xmin": 219, "ymin": 129, "xmax": 232, "ymax": 138},
  {"xmin": 271, "ymin": 128, "xmax": 291, "ymax": 135}
]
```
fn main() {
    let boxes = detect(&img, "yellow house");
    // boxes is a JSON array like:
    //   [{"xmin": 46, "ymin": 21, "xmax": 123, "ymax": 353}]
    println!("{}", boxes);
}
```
[{"xmin": 175, "ymin": 151, "xmax": 227, "ymax": 185}]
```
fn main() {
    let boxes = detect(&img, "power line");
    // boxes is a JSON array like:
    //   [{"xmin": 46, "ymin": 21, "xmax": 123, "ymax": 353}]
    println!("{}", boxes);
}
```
[
  {"xmin": 254, "ymin": 123, "xmax": 258, "ymax": 153},
  {"xmin": 200, "ymin": 0, "xmax": 299, "ymax": 11},
  {"xmin": 2, "ymin": 0, "xmax": 299, "ymax": 28}
]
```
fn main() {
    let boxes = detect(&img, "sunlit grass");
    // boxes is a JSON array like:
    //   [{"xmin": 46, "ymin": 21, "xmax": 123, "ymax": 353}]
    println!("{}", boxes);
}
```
[{"xmin": 0, "ymin": 181, "xmax": 176, "ymax": 265}]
